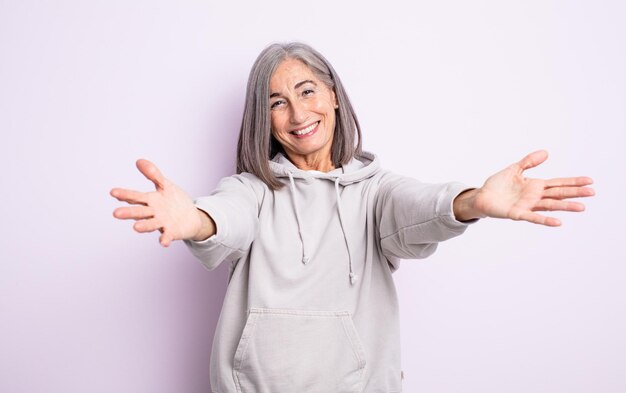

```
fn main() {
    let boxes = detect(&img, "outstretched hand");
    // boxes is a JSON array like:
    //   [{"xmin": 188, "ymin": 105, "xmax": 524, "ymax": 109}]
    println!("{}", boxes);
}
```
[
  {"xmin": 110, "ymin": 160, "xmax": 213, "ymax": 247},
  {"xmin": 454, "ymin": 150, "xmax": 595, "ymax": 226}
]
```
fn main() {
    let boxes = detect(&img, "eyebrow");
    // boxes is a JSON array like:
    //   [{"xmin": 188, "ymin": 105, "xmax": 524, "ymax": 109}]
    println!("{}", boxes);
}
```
[{"xmin": 270, "ymin": 80, "xmax": 317, "ymax": 98}]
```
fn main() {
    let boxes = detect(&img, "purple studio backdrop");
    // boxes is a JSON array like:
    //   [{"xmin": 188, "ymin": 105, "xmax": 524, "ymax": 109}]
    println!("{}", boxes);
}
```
[{"xmin": 1, "ymin": 1, "xmax": 624, "ymax": 392}]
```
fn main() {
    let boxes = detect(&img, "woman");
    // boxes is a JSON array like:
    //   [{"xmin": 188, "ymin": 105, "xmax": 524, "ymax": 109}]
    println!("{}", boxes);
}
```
[{"xmin": 111, "ymin": 42, "xmax": 594, "ymax": 392}]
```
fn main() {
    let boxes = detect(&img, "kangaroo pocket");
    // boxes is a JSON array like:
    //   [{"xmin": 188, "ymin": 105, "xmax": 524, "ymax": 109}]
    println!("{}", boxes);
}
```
[{"xmin": 233, "ymin": 308, "xmax": 367, "ymax": 393}]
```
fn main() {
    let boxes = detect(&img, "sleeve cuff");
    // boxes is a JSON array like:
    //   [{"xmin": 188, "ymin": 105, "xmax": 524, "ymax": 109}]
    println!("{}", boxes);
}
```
[
  {"xmin": 184, "ymin": 202, "xmax": 225, "ymax": 247},
  {"xmin": 440, "ymin": 183, "xmax": 480, "ymax": 227}
]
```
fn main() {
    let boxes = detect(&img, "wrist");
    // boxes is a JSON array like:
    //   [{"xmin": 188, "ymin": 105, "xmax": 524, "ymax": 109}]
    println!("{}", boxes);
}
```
[
  {"xmin": 453, "ymin": 188, "xmax": 486, "ymax": 222},
  {"xmin": 191, "ymin": 208, "xmax": 216, "ymax": 241}
]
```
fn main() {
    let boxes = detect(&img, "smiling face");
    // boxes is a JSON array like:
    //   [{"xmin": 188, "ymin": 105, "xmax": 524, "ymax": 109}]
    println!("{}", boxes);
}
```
[{"xmin": 269, "ymin": 58, "xmax": 338, "ymax": 171}]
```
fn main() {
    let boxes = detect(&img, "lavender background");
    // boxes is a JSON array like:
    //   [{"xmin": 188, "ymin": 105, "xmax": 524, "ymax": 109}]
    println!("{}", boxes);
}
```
[{"xmin": 1, "ymin": 1, "xmax": 624, "ymax": 392}]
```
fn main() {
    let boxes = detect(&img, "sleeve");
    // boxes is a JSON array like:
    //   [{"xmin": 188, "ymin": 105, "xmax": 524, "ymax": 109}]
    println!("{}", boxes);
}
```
[
  {"xmin": 183, "ymin": 174, "xmax": 260, "ymax": 271},
  {"xmin": 375, "ymin": 172, "xmax": 476, "ymax": 263}
]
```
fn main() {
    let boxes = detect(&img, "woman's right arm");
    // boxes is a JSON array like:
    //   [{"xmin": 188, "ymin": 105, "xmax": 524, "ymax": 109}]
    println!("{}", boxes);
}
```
[
  {"xmin": 111, "ymin": 159, "xmax": 260, "ymax": 270},
  {"xmin": 111, "ymin": 159, "xmax": 215, "ymax": 247}
]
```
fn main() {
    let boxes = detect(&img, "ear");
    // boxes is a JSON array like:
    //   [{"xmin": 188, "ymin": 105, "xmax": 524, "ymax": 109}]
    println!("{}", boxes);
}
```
[{"xmin": 332, "ymin": 89, "xmax": 339, "ymax": 109}]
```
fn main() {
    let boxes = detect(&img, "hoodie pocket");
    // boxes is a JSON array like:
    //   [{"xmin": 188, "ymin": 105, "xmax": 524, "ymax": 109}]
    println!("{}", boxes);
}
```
[{"xmin": 233, "ymin": 308, "xmax": 367, "ymax": 393}]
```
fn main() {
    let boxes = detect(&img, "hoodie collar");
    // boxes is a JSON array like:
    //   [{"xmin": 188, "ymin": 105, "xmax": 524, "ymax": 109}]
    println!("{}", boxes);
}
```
[{"xmin": 269, "ymin": 151, "xmax": 380, "ymax": 185}]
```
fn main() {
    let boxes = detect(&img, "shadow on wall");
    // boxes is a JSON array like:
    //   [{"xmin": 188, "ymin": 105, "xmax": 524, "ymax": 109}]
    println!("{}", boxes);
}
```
[
  {"xmin": 173, "ymin": 249, "xmax": 230, "ymax": 392},
  {"xmin": 168, "ymin": 85, "xmax": 244, "ymax": 391},
  {"xmin": 108, "ymin": 85, "xmax": 244, "ymax": 391},
  {"xmin": 119, "ymin": 229, "xmax": 231, "ymax": 392}
]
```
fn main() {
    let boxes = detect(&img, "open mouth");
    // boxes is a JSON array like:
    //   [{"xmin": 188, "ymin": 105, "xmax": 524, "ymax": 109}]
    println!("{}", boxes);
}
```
[{"xmin": 290, "ymin": 121, "xmax": 320, "ymax": 138}]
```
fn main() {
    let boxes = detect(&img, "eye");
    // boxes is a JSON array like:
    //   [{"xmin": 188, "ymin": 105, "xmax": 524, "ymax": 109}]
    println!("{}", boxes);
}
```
[
  {"xmin": 302, "ymin": 89, "xmax": 315, "ymax": 96},
  {"xmin": 270, "ymin": 100, "xmax": 285, "ymax": 109}
]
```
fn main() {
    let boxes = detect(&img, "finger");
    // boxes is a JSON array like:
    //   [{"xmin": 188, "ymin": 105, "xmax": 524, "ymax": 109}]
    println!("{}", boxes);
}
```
[
  {"xmin": 545, "ymin": 176, "xmax": 594, "ymax": 188},
  {"xmin": 113, "ymin": 205, "xmax": 154, "ymax": 220},
  {"xmin": 543, "ymin": 186, "xmax": 596, "ymax": 199},
  {"xmin": 133, "ymin": 218, "xmax": 163, "ymax": 233},
  {"xmin": 136, "ymin": 159, "xmax": 168, "ymax": 190},
  {"xmin": 159, "ymin": 231, "xmax": 172, "ymax": 247},
  {"xmin": 518, "ymin": 211, "xmax": 561, "ymax": 227},
  {"xmin": 532, "ymin": 199, "xmax": 585, "ymax": 212},
  {"xmin": 517, "ymin": 150, "xmax": 548, "ymax": 171},
  {"xmin": 110, "ymin": 188, "xmax": 148, "ymax": 205}
]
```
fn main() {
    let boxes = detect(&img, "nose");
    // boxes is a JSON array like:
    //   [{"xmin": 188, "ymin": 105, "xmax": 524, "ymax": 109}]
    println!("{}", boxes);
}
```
[{"xmin": 289, "ymin": 100, "xmax": 308, "ymax": 125}]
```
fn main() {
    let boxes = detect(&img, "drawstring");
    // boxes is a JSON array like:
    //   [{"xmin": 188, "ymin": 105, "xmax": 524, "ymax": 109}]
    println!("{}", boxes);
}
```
[
  {"xmin": 287, "ymin": 171, "xmax": 357, "ymax": 285},
  {"xmin": 288, "ymin": 172, "xmax": 309, "ymax": 265},
  {"xmin": 334, "ymin": 178, "xmax": 358, "ymax": 285}
]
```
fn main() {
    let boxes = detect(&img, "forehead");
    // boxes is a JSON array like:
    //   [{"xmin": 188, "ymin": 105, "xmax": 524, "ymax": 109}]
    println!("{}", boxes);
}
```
[{"xmin": 270, "ymin": 58, "xmax": 318, "ymax": 90}]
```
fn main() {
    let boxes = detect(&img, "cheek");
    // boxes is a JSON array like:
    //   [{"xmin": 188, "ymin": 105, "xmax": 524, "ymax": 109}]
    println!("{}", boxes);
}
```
[
  {"xmin": 270, "ymin": 114, "xmax": 283, "ymax": 135},
  {"xmin": 312, "ymin": 98, "xmax": 330, "ymax": 112},
  {"xmin": 315, "ymin": 98, "xmax": 335, "ymax": 123}
]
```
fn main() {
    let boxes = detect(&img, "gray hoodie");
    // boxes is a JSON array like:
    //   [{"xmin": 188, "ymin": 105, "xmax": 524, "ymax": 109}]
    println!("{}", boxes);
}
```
[{"xmin": 184, "ymin": 152, "xmax": 472, "ymax": 393}]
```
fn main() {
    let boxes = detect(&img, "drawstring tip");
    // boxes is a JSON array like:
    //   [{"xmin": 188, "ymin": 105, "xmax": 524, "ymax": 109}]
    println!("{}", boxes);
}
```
[
  {"xmin": 302, "ymin": 256, "xmax": 310, "ymax": 265},
  {"xmin": 349, "ymin": 272, "xmax": 358, "ymax": 285}
]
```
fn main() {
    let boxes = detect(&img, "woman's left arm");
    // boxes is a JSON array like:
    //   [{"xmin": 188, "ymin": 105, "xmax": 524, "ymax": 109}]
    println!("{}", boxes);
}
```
[{"xmin": 453, "ymin": 150, "xmax": 595, "ymax": 226}]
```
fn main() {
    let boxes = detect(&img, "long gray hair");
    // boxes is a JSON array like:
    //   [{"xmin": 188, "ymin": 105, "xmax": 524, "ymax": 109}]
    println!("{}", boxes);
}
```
[{"xmin": 236, "ymin": 42, "xmax": 363, "ymax": 190}]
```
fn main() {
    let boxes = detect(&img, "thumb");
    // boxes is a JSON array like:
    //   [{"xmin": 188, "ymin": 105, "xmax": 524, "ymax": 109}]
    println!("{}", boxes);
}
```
[
  {"xmin": 517, "ymin": 150, "xmax": 548, "ymax": 172},
  {"xmin": 136, "ymin": 159, "xmax": 167, "ymax": 190}
]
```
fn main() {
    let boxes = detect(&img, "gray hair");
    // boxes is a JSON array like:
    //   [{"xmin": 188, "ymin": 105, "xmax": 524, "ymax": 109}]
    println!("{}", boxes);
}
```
[{"xmin": 236, "ymin": 42, "xmax": 363, "ymax": 190}]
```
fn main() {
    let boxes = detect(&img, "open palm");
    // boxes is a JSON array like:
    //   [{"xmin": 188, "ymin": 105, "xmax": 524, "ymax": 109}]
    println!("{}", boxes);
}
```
[
  {"xmin": 473, "ymin": 150, "xmax": 594, "ymax": 226},
  {"xmin": 110, "ymin": 159, "xmax": 203, "ymax": 247}
]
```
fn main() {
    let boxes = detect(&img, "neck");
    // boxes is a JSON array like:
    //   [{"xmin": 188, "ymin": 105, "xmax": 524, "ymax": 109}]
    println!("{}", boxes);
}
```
[{"xmin": 285, "ymin": 152, "xmax": 335, "ymax": 172}]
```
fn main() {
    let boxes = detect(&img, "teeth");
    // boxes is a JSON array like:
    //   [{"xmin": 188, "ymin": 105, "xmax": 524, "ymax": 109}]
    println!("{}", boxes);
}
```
[{"xmin": 293, "ymin": 122, "xmax": 318, "ymax": 135}]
